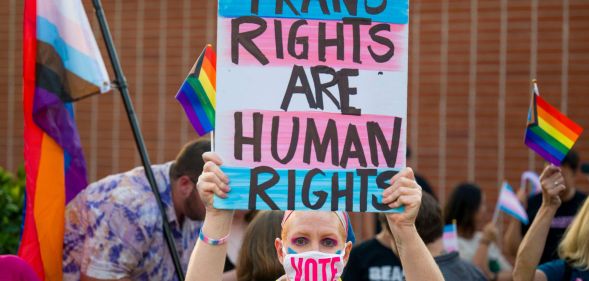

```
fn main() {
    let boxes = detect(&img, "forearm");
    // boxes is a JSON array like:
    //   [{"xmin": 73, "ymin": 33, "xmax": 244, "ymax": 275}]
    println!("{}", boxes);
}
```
[
  {"xmin": 504, "ymin": 218, "xmax": 522, "ymax": 257},
  {"xmin": 186, "ymin": 211, "xmax": 234, "ymax": 281},
  {"xmin": 472, "ymin": 243, "xmax": 492, "ymax": 277},
  {"xmin": 513, "ymin": 206, "xmax": 557, "ymax": 281},
  {"xmin": 392, "ymin": 225, "xmax": 444, "ymax": 281}
]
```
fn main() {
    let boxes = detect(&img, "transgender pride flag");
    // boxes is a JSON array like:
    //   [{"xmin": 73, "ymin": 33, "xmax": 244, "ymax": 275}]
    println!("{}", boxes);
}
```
[
  {"xmin": 495, "ymin": 182, "xmax": 529, "ymax": 224},
  {"xmin": 21, "ymin": 0, "xmax": 110, "ymax": 279},
  {"xmin": 442, "ymin": 222, "xmax": 459, "ymax": 253}
]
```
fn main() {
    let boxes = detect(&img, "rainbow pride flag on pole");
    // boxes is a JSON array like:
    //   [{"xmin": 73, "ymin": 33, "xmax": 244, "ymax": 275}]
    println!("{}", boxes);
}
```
[
  {"xmin": 21, "ymin": 0, "xmax": 110, "ymax": 279},
  {"xmin": 176, "ymin": 44, "xmax": 217, "ymax": 136},
  {"xmin": 525, "ymin": 80, "xmax": 583, "ymax": 166},
  {"xmin": 494, "ymin": 182, "xmax": 529, "ymax": 224}
]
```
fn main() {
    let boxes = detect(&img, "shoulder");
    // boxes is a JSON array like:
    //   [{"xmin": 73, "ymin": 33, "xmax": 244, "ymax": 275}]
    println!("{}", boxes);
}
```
[
  {"xmin": 436, "ymin": 253, "xmax": 486, "ymax": 280},
  {"xmin": 84, "ymin": 172, "xmax": 162, "ymax": 230},
  {"xmin": 538, "ymin": 259, "xmax": 566, "ymax": 279}
]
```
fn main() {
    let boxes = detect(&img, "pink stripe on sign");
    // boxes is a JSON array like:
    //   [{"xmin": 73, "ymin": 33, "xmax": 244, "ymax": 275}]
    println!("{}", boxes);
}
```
[
  {"xmin": 225, "ymin": 110, "xmax": 406, "ymax": 169},
  {"xmin": 222, "ymin": 18, "xmax": 408, "ymax": 71}
]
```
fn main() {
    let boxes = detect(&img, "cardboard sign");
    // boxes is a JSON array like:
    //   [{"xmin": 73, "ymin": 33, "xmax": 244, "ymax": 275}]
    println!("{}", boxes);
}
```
[{"xmin": 214, "ymin": 0, "xmax": 409, "ymax": 212}]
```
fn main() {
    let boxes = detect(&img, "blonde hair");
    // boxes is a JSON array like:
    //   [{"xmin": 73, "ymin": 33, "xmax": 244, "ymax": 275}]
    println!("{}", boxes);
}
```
[{"xmin": 558, "ymin": 198, "xmax": 589, "ymax": 270}]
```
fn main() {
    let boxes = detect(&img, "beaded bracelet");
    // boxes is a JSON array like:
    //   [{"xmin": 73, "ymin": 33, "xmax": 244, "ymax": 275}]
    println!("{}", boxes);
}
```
[{"xmin": 199, "ymin": 230, "xmax": 229, "ymax": 246}]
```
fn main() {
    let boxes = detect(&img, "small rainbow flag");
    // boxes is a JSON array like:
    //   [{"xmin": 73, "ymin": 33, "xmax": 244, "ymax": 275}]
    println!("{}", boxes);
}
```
[
  {"xmin": 496, "ymin": 182, "xmax": 529, "ymax": 224},
  {"xmin": 176, "ymin": 44, "xmax": 216, "ymax": 136},
  {"xmin": 525, "ymin": 81, "xmax": 583, "ymax": 166},
  {"xmin": 442, "ymin": 222, "xmax": 459, "ymax": 253}
]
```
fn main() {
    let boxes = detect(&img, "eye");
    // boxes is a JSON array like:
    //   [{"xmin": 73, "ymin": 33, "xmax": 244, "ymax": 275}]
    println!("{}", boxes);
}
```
[
  {"xmin": 321, "ymin": 238, "xmax": 338, "ymax": 248},
  {"xmin": 292, "ymin": 237, "xmax": 309, "ymax": 246}
]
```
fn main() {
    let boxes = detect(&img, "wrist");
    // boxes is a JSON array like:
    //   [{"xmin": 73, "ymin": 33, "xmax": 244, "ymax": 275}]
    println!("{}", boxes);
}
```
[
  {"xmin": 480, "ymin": 238, "xmax": 491, "ymax": 246},
  {"xmin": 539, "ymin": 202, "xmax": 559, "ymax": 213}
]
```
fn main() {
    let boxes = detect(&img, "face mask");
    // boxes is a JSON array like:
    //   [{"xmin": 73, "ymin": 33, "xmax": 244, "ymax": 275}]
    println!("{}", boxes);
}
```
[{"xmin": 282, "ymin": 247, "xmax": 346, "ymax": 281}]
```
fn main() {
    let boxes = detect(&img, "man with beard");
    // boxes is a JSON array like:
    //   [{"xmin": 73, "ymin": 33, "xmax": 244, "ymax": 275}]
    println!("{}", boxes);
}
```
[{"xmin": 63, "ymin": 139, "xmax": 210, "ymax": 281}]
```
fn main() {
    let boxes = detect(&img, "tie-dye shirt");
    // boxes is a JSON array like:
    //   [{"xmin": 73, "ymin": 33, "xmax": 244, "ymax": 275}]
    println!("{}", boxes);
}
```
[{"xmin": 63, "ymin": 162, "xmax": 202, "ymax": 280}]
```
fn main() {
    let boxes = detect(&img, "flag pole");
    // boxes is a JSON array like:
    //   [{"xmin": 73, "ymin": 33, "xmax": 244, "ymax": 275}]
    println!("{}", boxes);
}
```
[{"xmin": 90, "ymin": 0, "xmax": 185, "ymax": 280}]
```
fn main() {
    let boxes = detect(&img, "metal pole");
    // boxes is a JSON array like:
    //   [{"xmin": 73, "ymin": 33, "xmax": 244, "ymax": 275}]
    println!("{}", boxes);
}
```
[{"xmin": 90, "ymin": 0, "xmax": 185, "ymax": 279}]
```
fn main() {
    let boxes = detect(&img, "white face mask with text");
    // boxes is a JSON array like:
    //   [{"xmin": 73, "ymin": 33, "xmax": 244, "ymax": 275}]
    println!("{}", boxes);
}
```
[{"xmin": 282, "ymin": 247, "xmax": 346, "ymax": 281}]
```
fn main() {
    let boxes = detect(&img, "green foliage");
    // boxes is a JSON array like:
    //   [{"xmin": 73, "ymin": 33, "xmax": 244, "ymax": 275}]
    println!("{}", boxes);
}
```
[{"xmin": 0, "ymin": 166, "xmax": 25, "ymax": 254}]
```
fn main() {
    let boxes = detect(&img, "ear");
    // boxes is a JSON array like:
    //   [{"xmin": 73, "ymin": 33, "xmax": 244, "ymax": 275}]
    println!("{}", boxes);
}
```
[
  {"xmin": 343, "ymin": 241, "xmax": 353, "ymax": 264},
  {"xmin": 275, "ymin": 238, "xmax": 285, "ymax": 264},
  {"xmin": 176, "ymin": 175, "xmax": 194, "ymax": 197}
]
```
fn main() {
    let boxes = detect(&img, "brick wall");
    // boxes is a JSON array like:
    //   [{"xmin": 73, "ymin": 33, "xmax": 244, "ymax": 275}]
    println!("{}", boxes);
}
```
[{"xmin": 1, "ymin": 0, "xmax": 588, "ymax": 220}]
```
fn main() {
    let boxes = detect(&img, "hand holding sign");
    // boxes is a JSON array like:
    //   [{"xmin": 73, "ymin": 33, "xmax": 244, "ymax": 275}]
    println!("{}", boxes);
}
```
[
  {"xmin": 383, "ymin": 168, "xmax": 422, "ymax": 229},
  {"xmin": 197, "ymin": 152, "xmax": 231, "ymax": 214},
  {"xmin": 539, "ymin": 165, "xmax": 566, "ymax": 209}
]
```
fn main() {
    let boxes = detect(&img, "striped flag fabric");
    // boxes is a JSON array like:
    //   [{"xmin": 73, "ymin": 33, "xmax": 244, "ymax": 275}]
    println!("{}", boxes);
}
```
[
  {"xmin": 442, "ymin": 222, "xmax": 459, "ymax": 253},
  {"xmin": 525, "ymin": 81, "xmax": 583, "ymax": 166},
  {"xmin": 497, "ymin": 182, "xmax": 529, "ymax": 224},
  {"xmin": 21, "ymin": 0, "xmax": 110, "ymax": 279},
  {"xmin": 521, "ymin": 171, "xmax": 542, "ymax": 196},
  {"xmin": 176, "ymin": 44, "xmax": 216, "ymax": 136}
]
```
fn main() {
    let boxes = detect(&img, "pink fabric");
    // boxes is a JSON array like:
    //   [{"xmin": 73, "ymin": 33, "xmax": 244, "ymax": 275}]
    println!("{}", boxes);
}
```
[{"xmin": 0, "ymin": 255, "xmax": 41, "ymax": 281}]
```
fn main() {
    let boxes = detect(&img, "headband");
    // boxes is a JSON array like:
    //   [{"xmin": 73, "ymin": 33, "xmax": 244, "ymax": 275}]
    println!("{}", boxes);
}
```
[{"xmin": 281, "ymin": 211, "xmax": 355, "ymax": 243}]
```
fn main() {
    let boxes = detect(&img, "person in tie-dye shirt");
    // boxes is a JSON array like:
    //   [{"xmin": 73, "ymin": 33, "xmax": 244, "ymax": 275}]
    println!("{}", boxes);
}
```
[{"xmin": 63, "ymin": 139, "xmax": 210, "ymax": 281}]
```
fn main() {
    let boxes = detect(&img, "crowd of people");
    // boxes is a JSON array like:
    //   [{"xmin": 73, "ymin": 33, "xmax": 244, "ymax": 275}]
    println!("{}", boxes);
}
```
[{"xmin": 2, "ymin": 139, "xmax": 588, "ymax": 281}]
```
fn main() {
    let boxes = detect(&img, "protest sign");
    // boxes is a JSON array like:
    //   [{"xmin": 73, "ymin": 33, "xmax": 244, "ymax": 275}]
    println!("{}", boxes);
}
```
[{"xmin": 214, "ymin": 0, "xmax": 409, "ymax": 212}]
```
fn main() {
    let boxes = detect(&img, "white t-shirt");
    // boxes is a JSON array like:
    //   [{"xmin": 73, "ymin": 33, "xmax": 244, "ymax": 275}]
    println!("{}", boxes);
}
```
[{"xmin": 457, "ymin": 232, "xmax": 513, "ymax": 271}]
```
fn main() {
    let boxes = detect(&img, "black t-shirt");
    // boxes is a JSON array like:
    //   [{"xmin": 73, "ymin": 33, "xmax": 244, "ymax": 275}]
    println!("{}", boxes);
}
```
[
  {"xmin": 342, "ymin": 238, "xmax": 404, "ymax": 281},
  {"xmin": 522, "ymin": 191, "xmax": 587, "ymax": 264}
]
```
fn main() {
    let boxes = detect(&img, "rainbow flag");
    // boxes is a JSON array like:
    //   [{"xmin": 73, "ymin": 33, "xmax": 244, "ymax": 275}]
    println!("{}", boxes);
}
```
[
  {"xmin": 442, "ymin": 222, "xmax": 459, "ymax": 253},
  {"xmin": 21, "ymin": 0, "xmax": 110, "ymax": 279},
  {"xmin": 497, "ymin": 182, "xmax": 529, "ymax": 224},
  {"xmin": 176, "ymin": 44, "xmax": 216, "ymax": 136},
  {"xmin": 525, "ymin": 81, "xmax": 583, "ymax": 166}
]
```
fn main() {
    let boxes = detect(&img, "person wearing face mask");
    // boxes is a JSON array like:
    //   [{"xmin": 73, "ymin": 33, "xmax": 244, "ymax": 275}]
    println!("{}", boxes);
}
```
[
  {"xmin": 276, "ymin": 210, "xmax": 352, "ymax": 281},
  {"xmin": 185, "ymin": 152, "xmax": 444, "ymax": 281}
]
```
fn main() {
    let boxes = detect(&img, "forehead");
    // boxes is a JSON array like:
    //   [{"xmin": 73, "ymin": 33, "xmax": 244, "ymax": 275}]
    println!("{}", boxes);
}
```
[{"xmin": 284, "ymin": 212, "xmax": 344, "ymax": 238}]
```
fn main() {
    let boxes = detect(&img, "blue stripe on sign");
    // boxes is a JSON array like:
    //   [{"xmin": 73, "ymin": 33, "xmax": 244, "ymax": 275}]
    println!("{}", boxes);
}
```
[
  {"xmin": 218, "ymin": 0, "xmax": 409, "ymax": 24},
  {"xmin": 213, "ymin": 166, "xmax": 404, "ymax": 213}
]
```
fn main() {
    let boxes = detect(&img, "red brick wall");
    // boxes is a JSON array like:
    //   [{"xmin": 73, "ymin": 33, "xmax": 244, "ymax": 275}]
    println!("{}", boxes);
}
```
[{"xmin": 1, "ymin": 0, "xmax": 588, "ymax": 221}]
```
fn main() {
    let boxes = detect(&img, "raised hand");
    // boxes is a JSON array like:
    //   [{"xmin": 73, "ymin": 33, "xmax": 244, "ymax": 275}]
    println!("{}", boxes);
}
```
[
  {"xmin": 539, "ymin": 165, "xmax": 566, "ymax": 209},
  {"xmin": 382, "ymin": 167, "xmax": 422, "ymax": 229},
  {"xmin": 196, "ymin": 152, "xmax": 230, "ymax": 213},
  {"xmin": 481, "ymin": 222, "xmax": 498, "ymax": 245}
]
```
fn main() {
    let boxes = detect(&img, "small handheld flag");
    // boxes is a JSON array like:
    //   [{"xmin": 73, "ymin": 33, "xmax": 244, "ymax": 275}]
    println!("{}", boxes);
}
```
[
  {"xmin": 525, "ymin": 80, "xmax": 583, "ymax": 166},
  {"xmin": 442, "ymin": 221, "xmax": 459, "ymax": 253},
  {"xmin": 176, "ymin": 44, "xmax": 217, "ymax": 136},
  {"xmin": 521, "ymin": 171, "xmax": 542, "ymax": 196},
  {"xmin": 493, "ymin": 182, "xmax": 529, "ymax": 224}
]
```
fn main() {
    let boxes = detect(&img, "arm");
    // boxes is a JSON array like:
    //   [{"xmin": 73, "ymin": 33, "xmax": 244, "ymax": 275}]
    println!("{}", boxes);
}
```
[
  {"xmin": 513, "ymin": 165, "xmax": 564, "ymax": 281},
  {"xmin": 504, "ymin": 217, "xmax": 523, "ymax": 258},
  {"xmin": 383, "ymin": 168, "xmax": 444, "ymax": 281},
  {"xmin": 391, "ymin": 225, "xmax": 443, "ymax": 281},
  {"xmin": 186, "ymin": 153, "xmax": 234, "ymax": 281},
  {"xmin": 472, "ymin": 223, "xmax": 499, "ymax": 279},
  {"xmin": 472, "ymin": 242, "xmax": 492, "ymax": 277}
]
